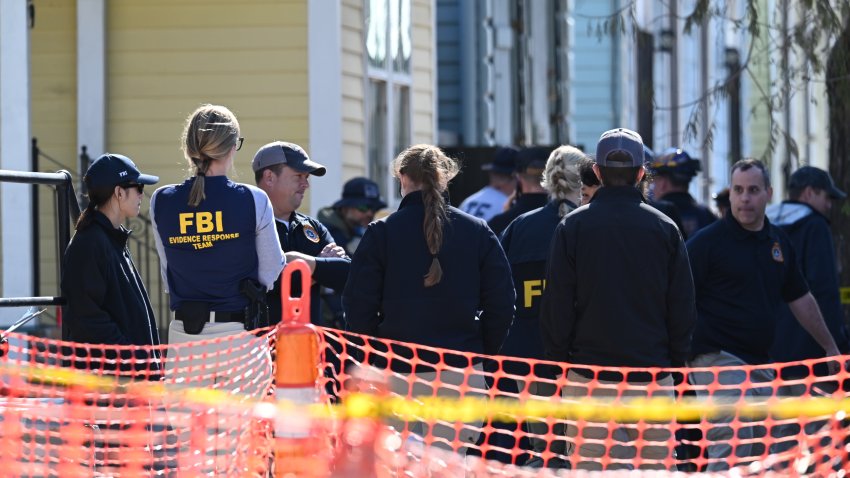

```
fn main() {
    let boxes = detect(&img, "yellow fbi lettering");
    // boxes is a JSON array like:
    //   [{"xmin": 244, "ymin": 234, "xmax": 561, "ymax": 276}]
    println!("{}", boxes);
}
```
[
  {"xmin": 523, "ymin": 279, "xmax": 546, "ymax": 308},
  {"xmin": 179, "ymin": 211, "xmax": 224, "ymax": 234}
]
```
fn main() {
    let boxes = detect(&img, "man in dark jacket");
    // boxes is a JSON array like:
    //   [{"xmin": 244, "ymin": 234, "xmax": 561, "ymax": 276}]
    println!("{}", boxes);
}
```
[
  {"xmin": 253, "ymin": 141, "xmax": 350, "ymax": 327},
  {"xmin": 767, "ymin": 166, "xmax": 850, "ymax": 379},
  {"xmin": 541, "ymin": 128, "xmax": 696, "ymax": 471},
  {"xmin": 488, "ymin": 146, "xmax": 551, "ymax": 236},
  {"xmin": 318, "ymin": 177, "xmax": 387, "ymax": 255}
]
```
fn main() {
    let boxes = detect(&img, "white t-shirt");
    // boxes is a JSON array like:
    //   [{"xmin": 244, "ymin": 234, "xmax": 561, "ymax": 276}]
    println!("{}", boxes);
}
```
[{"xmin": 459, "ymin": 186, "xmax": 509, "ymax": 222}]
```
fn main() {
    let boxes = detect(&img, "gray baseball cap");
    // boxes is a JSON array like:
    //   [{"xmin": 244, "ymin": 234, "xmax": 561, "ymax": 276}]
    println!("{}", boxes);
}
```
[
  {"xmin": 595, "ymin": 128, "xmax": 644, "ymax": 168},
  {"xmin": 251, "ymin": 141, "xmax": 327, "ymax": 176}
]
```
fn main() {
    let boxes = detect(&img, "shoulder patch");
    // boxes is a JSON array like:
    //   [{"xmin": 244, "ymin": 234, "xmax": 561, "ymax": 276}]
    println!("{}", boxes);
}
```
[
  {"xmin": 303, "ymin": 223, "xmax": 321, "ymax": 243},
  {"xmin": 771, "ymin": 241, "xmax": 784, "ymax": 263}
]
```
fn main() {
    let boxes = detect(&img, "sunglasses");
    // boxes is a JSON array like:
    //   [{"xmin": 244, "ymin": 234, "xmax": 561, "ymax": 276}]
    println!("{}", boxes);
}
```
[
  {"xmin": 355, "ymin": 204, "xmax": 373, "ymax": 213},
  {"xmin": 121, "ymin": 183, "xmax": 144, "ymax": 194},
  {"xmin": 235, "ymin": 137, "xmax": 244, "ymax": 151}
]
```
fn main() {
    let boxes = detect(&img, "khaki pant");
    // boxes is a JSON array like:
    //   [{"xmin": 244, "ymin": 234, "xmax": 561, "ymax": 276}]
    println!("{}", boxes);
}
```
[
  {"xmin": 562, "ymin": 370, "xmax": 676, "ymax": 471},
  {"xmin": 163, "ymin": 320, "xmax": 273, "ymax": 475}
]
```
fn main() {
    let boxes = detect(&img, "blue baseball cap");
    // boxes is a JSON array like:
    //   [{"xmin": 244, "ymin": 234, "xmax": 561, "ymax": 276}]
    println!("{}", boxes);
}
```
[
  {"xmin": 595, "ymin": 128, "xmax": 644, "ymax": 167},
  {"xmin": 84, "ymin": 153, "xmax": 159, "ymax": 189}
]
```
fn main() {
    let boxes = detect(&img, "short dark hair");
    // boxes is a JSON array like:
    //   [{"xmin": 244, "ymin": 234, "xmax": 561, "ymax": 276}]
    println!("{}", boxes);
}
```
[
  {"xmin": 579, "ymin": 157, "xmax": 600, "ymax": 187},
  {"xmin": 597, "ymin": 165, "xmax": 643, "ymax": 187},
  {"xmin": 731, "ymin": 158, "xmax": 771, "ymax": 189},
  {"xmin": 254, "ymin": 162, "xmax": 284, "ymax": 184}
]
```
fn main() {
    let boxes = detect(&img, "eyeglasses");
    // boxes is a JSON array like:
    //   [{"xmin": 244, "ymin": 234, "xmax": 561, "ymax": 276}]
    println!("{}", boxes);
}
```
[
  {"xmin": 235, "ymin": 137, "xmax": 244, "ymax": 152},
  {"xmin": 355, "ymin": 205, "xmax": 372, "ymax": 213},
  {"xmin": 121, "ymin": 183, "xmax": 144, "ymax": 194}
]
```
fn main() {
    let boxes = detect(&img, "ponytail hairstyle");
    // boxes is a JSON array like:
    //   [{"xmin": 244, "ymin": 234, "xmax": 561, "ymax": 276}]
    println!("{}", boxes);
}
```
[
  {"xmin": 75, "ymin": 185, "xmax": 120, "ymax": 231},
  {"xmin": 392, "ymin": 144, "xmax": 460, "ymax": 287},
  {"xmin": 542, "ymin": 145, "xmax": 584, "ymax": 218},
  {"xmin": 181, "ymin": 104, "xmax": 241, "ymax": 207}
]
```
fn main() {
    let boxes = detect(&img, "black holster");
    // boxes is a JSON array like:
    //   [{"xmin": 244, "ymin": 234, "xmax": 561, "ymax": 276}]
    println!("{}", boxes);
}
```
[
  {"xmin": 175, "ymin": 301, "xmax": 211, "ymax": 335},
  {"xmin": 241, "ymin": 279, "xmax": 269, "ymax": 331}
]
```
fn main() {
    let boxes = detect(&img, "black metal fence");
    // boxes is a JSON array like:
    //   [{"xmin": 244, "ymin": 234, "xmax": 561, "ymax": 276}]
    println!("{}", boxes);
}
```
[{"xmin": 1, "ymin": 140, "xmax": 169, "ymax": 340}]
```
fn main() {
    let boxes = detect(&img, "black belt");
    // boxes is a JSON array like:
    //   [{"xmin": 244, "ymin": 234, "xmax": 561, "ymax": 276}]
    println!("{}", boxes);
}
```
[{"xmin": 174, "ymin": 309, "xmax": 244, "ymax": 324}]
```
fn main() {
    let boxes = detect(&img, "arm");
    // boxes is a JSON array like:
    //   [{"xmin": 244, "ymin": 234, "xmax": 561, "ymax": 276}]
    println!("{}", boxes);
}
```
[
  {"xmin": 253, "ymin": 189, "xmax": 285, "ymax": 289},
  {"xmin": 540, "ymin": 223, "xmax": 576, "ymax": 361},
  {"xmin": 311, "ymin": 222, "xmax": 351, "ymax": 291},
  {"xmin": 666, "ymin": 232, "xmax": 697, "ymax": 366},
  {"xmin": 800, "ymin": 221, "xmax": 850, "ymax": 350},
  {"xmin": 478, "ymin": 227, "xmax": 516, "ymax": 355},
  {"xmin": 342, "ymin": 223, "xmax": 386, "ymax": 335},
  {"xmin": 149, "ymin": 190, "xmax": 169, "ymax": 293},
  {"xmin": 788, "ymin": 292, "xmax": 840, "ymax": 357}
]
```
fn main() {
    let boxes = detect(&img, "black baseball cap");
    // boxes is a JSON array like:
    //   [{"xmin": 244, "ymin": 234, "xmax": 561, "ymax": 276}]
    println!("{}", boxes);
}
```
[
  {"xmin": 481, "ymin": 147, "xmax": 519, "ymax": 175},
  {"xmin": 84, "ymin": 153, "xmax": 159, "ymax": 189},
  {"xmin": 332, "ymin": 177, "xmax": 387, "ymax": 210},
  {"xmin": 789, "ymin": 166, "xmax": 846, "ymax": 199},
  {"xmin": 515, "ymin": 146, "xmax": 552, "ymax": 172},
  {"xmin": 251, "ymin": 141, "xmax": 327, "ymax": 176}
]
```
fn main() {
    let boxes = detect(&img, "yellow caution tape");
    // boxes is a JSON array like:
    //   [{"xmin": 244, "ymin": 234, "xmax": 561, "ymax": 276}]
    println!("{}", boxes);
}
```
[{"xmin": 4, "ymin": 362, "xmax": 850, "ymax": 424}]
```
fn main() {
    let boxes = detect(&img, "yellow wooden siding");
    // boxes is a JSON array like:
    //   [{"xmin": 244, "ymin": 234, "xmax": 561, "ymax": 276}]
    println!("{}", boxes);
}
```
[
  {"xmin": 30, "ymin": 0, "xmax": 77, "ymax": 317},
  {"xmin": 341, "ymin": 0, "xmax": 367, "ymax": 177},
  {"xmin": 107, "ymin": 1, "xmax": 309, "ymax": 188},
  {"xmin": 411, "ymin": 0, "xmax": 435, "ymax": 145},
  {"xmin": 107, "ymin": 0, "xmax": 309, "ymax": 325}
]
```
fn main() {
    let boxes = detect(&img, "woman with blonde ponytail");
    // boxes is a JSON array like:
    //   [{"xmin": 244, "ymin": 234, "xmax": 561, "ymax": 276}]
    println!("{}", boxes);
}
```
[
  {"xmin": 496, "ymin": 144, "xmax": 585, "ymax": 466},
  {"xmin": 150, "ymin": 104, "xmax": 284, "ymax": 397},
  {"xmin": 343, "ymin": 144, "xmax": 515, "ymax": 454}
]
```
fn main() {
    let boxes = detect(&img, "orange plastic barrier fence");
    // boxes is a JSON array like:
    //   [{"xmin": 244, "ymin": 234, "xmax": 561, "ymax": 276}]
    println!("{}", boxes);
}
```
[{"xmin": 1, "ymin": 250, "xmax": 849, "ymax": 477}]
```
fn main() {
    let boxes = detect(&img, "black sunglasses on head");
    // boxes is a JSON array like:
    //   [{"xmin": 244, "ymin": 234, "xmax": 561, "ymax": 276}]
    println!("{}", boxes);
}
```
[{"xmin": 235, "ymin": 137, "xmax": 244, "ymax": 151}]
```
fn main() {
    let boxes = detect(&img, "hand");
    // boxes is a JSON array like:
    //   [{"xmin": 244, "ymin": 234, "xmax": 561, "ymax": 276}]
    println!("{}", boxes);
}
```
[
  {"xmin": 824, "ymin": 346, "xmax": 841, "ymax": 375},
  {"xmin": 319, "ymin": 242, "xmax": 348, "ymax": 259},
  {"xmin": 284, "ymin": 251, "xmax": 316, "ymax": 272}
]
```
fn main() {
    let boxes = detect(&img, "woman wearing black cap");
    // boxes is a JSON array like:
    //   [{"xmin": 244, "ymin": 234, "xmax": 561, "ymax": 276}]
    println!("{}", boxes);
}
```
[{"xmin": 61, "ymin": 153, "xmax": 161, "ymax": 374}]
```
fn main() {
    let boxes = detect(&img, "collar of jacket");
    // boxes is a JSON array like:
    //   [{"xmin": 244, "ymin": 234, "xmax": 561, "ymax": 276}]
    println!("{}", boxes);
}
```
[
  {"xmin": 589, "ymin": 185, "xmax": 644, "ymax": 204},
  {"xmin": 92, "ymin": 210, "xmax": 132, "ymax": 247},
  {"xmin": 723, "ymin": 209, "xmax": 774, "ymax": 241},
  {"xmin": 398, "ymin": 189, "xmax": 426, "ymax": 210}
]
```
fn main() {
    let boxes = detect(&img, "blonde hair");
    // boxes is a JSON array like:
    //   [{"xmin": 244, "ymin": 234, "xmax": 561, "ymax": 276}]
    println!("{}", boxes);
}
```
[
  {"xmin": 181, "ymin": 104, "xmax": 240, "ymax": 207},
  {"xmin": 392, "ymin": 144, "xmax": 460, "ymax": 287},
  {"xmin": 542, "ymin": 145, "xmax": 584, "ymax": 217}
]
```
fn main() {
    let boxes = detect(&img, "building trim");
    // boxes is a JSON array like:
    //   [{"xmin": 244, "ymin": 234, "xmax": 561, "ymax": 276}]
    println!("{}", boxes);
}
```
[
  {"xmin": 0, "ymin": 0, "xmax": 33, "ymax": 320},
  {"xmin": 308, "ymin": 0, "xmax": 343, "ymax": 216},
  {"xmin": 77, "ymin": 0, "xmax": 106, "ymax": 164}
]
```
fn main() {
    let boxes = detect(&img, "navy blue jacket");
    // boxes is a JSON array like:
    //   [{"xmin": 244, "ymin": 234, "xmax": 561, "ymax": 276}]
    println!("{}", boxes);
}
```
[
  {"xmin": 272, "ymin": 212, "xmax": 350, "ymax": 326},
  {"xmin": 687, "ymin": 213, "xmax": 809, "ymax": 364},
  {"xmin": 499, "ymin": 200, "xmax": 576, "ymax": 360},
  {"xmin": 768, "ymin": 201, "xmax": 850, "ymax": 371},
  {"xmin": 62, "ymin": 211, "xmax": 160, "ymax": 348},
  {"xmin": 540, "ymin": 186, "xmax": 696, "ymax": 369},
  {"xmin": 488, "ymin": 193, "xmax": 549, "ymax": 237},
  {"xmin": 661, "ymin": 191, "xmax": 717, "ymax": 239},
  {"xmin": 343, "ymin": 191, "xmax": 515, "ymax": 363}
]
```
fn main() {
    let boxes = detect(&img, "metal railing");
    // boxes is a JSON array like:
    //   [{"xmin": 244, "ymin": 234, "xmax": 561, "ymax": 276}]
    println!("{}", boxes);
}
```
[{"xmin": 2, "ymin": 140, "xmax": 169, "ymax": 339}]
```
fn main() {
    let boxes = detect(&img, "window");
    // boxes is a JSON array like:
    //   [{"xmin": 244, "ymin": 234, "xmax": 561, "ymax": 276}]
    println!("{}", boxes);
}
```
[{"xmin": 366, "ymin": 0, "xmax": 411, "ymax": 205}]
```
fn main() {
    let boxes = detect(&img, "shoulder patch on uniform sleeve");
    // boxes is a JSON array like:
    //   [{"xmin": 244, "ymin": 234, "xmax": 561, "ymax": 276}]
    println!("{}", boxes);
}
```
[
  {"xmin": 771, "ymin": 241, "xmax": 784, "ymax": 263},
  {"xmin": 303, "ymin": 223, "xmax": 321, "ymax": 243}
]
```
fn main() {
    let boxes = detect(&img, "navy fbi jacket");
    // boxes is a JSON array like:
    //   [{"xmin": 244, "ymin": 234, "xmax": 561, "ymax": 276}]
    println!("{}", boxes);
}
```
[
  {"xmin": 499, "ymin": 200, "xmax": 576, "ymax": 360},
  {"xmin": 62, "ymin": 211, "xmax": 160, "ymax": 349},
  {"xmin": 343, "ymin": 190, "xmax": 515, "ymax": 362},
  {"xmin": 687, "ymin": 213, "xmax": 809, "ymax": 365},
  {"xmin": 272, "ymin": 212, "xmax": 350, "ymax": 325},
  {"xmin": 540, "ymin": 186, "xmax": 696, "ymax": 369}
]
